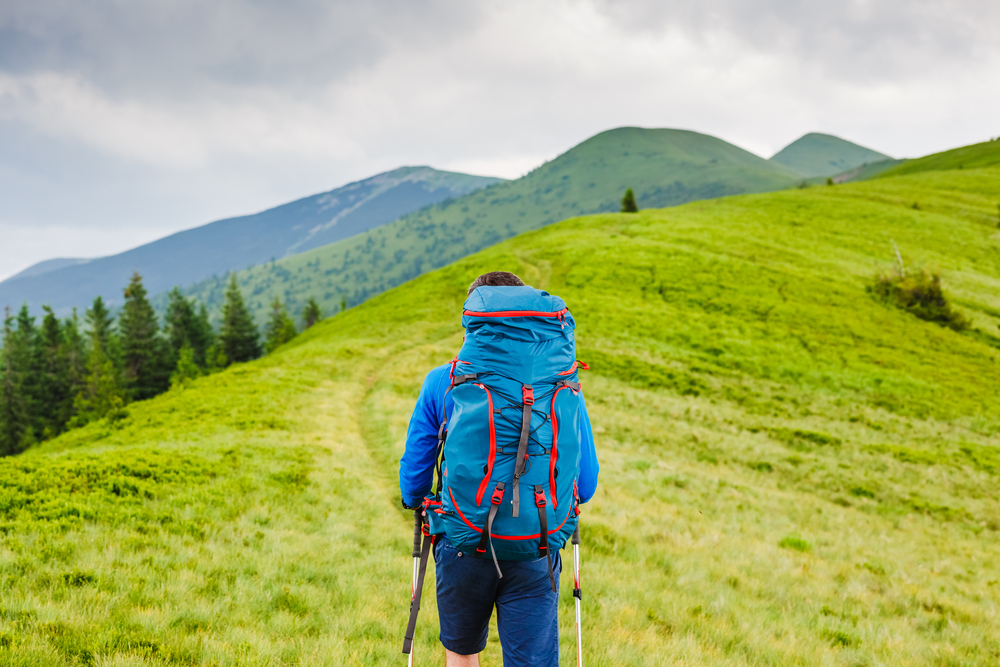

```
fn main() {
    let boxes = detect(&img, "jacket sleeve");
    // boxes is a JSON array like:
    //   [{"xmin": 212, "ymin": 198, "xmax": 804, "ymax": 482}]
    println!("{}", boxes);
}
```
[
  {"xmin": 399, "ymin": 366, "xmax": 447, "ymax": 508},
  {"xmin": 576, "ymin": 391, "xmax": 600, "ymax": 504}
]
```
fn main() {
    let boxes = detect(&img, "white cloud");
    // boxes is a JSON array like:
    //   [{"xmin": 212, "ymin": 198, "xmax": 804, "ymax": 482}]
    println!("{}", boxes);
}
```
[{"xmin": 0, "ymin": 0, "xmax": 998, "ymax": 281}]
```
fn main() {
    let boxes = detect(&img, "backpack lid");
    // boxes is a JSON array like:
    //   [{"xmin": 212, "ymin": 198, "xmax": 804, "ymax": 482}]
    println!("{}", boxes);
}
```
[{"xmin": 462, "ymin": 286, "xmax": 575, "ymax": 341}]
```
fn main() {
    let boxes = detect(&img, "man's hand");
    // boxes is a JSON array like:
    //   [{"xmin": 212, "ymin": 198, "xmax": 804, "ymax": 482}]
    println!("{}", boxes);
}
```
[{"xmin": 401, "ymin": 496, "xmax": 418, "ymax": 511}]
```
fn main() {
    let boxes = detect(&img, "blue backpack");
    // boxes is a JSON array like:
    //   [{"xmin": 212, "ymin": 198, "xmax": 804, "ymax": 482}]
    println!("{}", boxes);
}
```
[{"xmin": 426, "ymin": 286, "xmax": 585, "ymax": 583}]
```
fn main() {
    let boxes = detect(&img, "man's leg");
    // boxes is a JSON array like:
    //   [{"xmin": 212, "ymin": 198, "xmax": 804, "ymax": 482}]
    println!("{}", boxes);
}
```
[
  {"xmin": 446, "ymin": 650, "xmax": 480, "ymax": 666},
  {"xmin": 435, "ymin": 537, "xmax": 499, "ymax": 661},
  {"xmin": 495, "ymin": 552, "xmax": 562, "ymax": 667}
]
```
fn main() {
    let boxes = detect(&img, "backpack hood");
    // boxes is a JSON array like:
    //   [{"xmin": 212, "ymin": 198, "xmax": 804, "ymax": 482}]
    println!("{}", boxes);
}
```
[
  {"xmin": 462, "ymin": 286, "xmax": 575, "ymax": 342},
  {"xmin": 458, "ymin": 286, "xmax": 576, "ymax": 384}
]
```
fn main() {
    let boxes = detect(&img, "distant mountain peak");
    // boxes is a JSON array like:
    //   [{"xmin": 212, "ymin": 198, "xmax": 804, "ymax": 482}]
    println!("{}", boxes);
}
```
[{"xmin": 770, "ymin": 133, "xmax": 891, "ymax": 178}]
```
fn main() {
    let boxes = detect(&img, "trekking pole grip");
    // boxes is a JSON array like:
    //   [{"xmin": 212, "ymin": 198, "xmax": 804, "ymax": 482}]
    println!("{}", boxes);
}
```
[
  {"xmin": 572, "ymin": 524, "xmax": 581, "ymax": 545},
  {"xmin": 412, "ymin": 509, "xmax": 423, "ymax": 558}
]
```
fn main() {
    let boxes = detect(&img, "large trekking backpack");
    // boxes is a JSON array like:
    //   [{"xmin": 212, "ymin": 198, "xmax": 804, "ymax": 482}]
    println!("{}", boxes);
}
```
[
  {"xmin": 426, "ymin": 286, "xmax": 585, "ymax": 575},
  {"xmin": 402, "ymin": 285, "xmax": 586, "ymax": 656}
]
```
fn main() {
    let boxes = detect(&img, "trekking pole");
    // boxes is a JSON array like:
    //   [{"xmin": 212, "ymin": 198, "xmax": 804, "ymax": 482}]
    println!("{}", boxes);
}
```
[
  {"xmin": 572, "ymin": 524, "xmax": 582, "ymax": 667},
  {"xmin": 408, "ymin": 510, "xmax": 421, "ymax": 667}
]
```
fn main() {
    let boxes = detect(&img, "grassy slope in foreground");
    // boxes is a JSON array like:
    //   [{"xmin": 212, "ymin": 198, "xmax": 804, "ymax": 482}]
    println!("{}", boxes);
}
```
[
  {"xmin": 3, "ymin": 166, "xmax": 1000, "ymax": 665},
  {"xmin": 177, "ymin": 127, "xmax": 799, "ymax": 324},
  {"xmin": 769, "ymin": 132, "xmax": 891, "ymax": 178}
]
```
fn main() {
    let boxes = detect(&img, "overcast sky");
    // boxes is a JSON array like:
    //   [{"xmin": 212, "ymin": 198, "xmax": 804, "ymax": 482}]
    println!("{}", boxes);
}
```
[{"xmin": 1, "ymin": 0, "xmax": 998, "ymax": 281}]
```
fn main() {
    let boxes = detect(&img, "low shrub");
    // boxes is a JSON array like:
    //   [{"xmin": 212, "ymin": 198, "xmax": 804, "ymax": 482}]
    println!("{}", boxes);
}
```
[
  {"xmin": 869, "ymin": 269, "xmax": 970, "ymax": 331},
  {"xmin": 779, "ymin": 535, "xmax": 811, "ymax": 552}
]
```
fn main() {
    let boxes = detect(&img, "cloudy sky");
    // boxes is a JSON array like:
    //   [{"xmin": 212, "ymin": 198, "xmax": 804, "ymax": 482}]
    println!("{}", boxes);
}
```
[{"xmin": 1, "ymin": 0, "xmax": 998, "ymax": 281}]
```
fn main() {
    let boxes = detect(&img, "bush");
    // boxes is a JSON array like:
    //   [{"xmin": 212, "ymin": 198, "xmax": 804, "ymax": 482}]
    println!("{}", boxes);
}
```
[
  {"xmin": 869, "ymin": 269, "xmax": 970, "ymax": 331},
  {"xmin": 779, "ymin": 535, "xmax": 812, "ymax": 552}
]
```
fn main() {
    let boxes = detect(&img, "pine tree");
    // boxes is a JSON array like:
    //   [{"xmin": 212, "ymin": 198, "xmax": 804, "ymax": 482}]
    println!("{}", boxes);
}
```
[
  {"xmin": 13, "ymin": 305, "xmax": 42, "ymax": 446},
  {"xmin": 264, "ymin": 298, "xmax": 297, "ymax": 353},
  {"xmin": 621, "ymin": 188, "xmax": 639, "ymax": 213},
  {"xmin": 62, "ymin": 309, "xmax": 88, "ymax": 421},
  {"xmin": 85, "ymin": 296, "xmax": 115, "ymax": 355},
  {"xmin": 192, "ymin": 303, "xmax": 215, "ymax": 368},
  {"xmin": 71, "ymin": 326, "xmax": 127, "ymax": 427},
  {"xmin": 163, "ymin": 288, "xmax": 216, "ymax": 370},
  {"xmin": 163, "ymin": 287, "xmax": 196, "ymax": 364},
  {"xmin": 119, "ymin": 272, "xmax": 170, "ymax": 400},
  {"xmin": 219, "ymin": 274, "xmax": 261, "ymax": 364},
  {"xmin": 38, "ymin": 306, "xmax": 74, "ymax": 437},
  {"xmin": 302, "ymin": 297, "xmax": 322, "ymax": 329},
  {"xmin": 0, "ymin": 308, "xmax": 31, "ymax": 455}
]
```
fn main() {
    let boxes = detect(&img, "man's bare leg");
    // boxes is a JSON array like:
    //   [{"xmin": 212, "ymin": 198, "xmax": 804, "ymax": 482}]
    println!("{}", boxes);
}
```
[{"xmin": 445, "ymin": 649, "xmax": 480, "ymax": 666}]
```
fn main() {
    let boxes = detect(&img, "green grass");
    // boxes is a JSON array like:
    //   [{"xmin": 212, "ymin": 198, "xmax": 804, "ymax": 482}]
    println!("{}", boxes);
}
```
[
  {"xmin": 829, "ymin": 158, "xmax": 907, "ymax": 184},
  {"xmin": 879, "ymin": 138, "xmax": 1000, "ymax": 178},
  {"xmin": 175, "ymin": 127, "xmax": 799, "ymax": 325},
  {"xmin": 3, "ymin": 161, "xmax": 1000, "ymax": 665}
]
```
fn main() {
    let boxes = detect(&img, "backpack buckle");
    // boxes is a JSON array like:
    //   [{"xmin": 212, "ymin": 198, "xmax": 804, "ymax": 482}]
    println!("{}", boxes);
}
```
[
  {"xmin": 491, "ymin": 484, "xmax": 505, "ymax": 505},
  {"xmin": 534, "ymin": 488, "xmax": 547, "ymax": 508},
  {"xmin": 522, "ymin": 385, "xmax": 534, "ymax": 406}
]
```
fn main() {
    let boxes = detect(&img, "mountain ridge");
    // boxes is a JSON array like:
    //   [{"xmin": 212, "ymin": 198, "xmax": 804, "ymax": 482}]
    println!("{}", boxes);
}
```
[
  {"xmin": 175, "ymin": 126, "xmax": 802, "ymax": 324},
  {"xmin": 0, "ymin": 166, "xmax": 502, "ymax": 315},
  {"xmin": 5, "ymin": 257, "xmax": 91, "ymax": 283}
]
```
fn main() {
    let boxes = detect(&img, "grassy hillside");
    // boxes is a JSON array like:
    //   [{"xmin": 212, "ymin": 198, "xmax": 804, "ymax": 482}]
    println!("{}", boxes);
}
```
[
  {"xmin": 770, "ymin": 133, "xmax": 891, "ymax": 178},
  {"xmin": 878, "ymin": 138, "xmax": 1000, "ymax": 178},
  {"xmin": 0, "ymin": 167, "xmax": 501, "ymax": 317},
  {"xmin": 828, "ymin": 158, "xmax": 907, "ymax": 184},
  {"xmin": 3, "ymin": 164, "xmax": 1000, "ymax": 665},
  {"xmin": 178, "ymin": 127, "xmax": 800, "ymax": 324}
]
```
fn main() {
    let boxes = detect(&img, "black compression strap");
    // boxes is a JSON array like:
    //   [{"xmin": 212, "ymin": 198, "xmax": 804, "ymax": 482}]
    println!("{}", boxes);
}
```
[
  {"xmin": 402, "ymin": 512, "xmax": 433, "ymax": 655},
  {"xmin": 475, "ymin": 482, "xmax": 505, "ymax": 578},
  {"xmin": 535, "ymin": 485, "xmax": 556, "ymax": 593},
  {"xmin": 512, "ymin": 385, "xmax": 533, "ymax": 518},
  {"xmin": 476, "ymin": 501, "xmax": 502, "ymax": 556}
]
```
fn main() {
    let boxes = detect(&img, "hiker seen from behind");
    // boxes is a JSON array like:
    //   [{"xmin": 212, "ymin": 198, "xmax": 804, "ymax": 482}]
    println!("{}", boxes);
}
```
[{"xmin": 400, "ymin": 271, "xmax": 599, "ymax": 666}]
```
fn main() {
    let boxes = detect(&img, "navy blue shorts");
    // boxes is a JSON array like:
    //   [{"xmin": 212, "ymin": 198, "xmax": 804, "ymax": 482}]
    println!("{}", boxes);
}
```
[{"xmin": 434, "ymin": 536, "xmax": 562, "ymax": 666}]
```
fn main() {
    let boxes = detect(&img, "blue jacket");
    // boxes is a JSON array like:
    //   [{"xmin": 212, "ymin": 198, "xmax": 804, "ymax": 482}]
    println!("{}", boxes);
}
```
[{"xmin": 400, "ymin": 362, "xmax": 599, "ymax": 509}]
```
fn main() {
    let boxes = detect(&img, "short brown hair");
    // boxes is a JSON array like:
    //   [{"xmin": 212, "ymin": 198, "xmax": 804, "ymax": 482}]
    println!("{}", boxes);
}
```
[{"xmin": 468, "ymin": 271, "xmax": 525, "ymax": 295}]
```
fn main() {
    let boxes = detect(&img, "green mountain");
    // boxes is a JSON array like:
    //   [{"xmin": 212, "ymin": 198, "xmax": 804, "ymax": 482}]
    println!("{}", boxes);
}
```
[
  {"xmin": 178, "ymin": 127, "xmax": 800, "ymax": 323},
  {"xmin": 5, "ymin": 146, "xmax": 999, "ymax": 664},
  {"xmin": 770, "ymin": 132, "xmax": 891, "ymax": 178},
  {"xmin": 0, "ymin": 167, "xmax": 502, "ymax": 315}
]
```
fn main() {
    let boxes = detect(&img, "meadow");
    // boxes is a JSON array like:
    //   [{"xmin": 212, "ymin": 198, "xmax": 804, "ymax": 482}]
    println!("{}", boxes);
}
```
[{"xmin": 1, "ymin": 156, "xmax": 999, "ymax": 665}]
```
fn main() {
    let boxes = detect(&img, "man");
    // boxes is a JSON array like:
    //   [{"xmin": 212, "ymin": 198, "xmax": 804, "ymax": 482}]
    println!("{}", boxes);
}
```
[{"xmin": 400, "ymin": 271, "xmax": 599, "ymax": 667}]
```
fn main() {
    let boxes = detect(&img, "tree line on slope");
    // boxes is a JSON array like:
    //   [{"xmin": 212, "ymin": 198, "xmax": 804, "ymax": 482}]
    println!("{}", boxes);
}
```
[{"xmin": 0, "ymin": 273, "xmax": 323, "ymax": 456}]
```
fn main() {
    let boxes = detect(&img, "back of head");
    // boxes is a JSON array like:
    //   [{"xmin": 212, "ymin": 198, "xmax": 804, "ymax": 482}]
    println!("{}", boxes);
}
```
[{"xmin": 468, "ymin": 271, "xmax": 525, "ymax": 296}]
